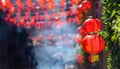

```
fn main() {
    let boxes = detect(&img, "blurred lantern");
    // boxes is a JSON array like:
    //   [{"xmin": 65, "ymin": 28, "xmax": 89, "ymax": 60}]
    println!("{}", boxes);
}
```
[
  {"xmin": 9, "ymin": 6, "xmax": 15, "ymax": 14},
  {"xmin": 16, "ymin": 0, "xmax": 24, "ymax": 9},
  {"xmin": 45, "ymin": 0, "xmax": 54, "ymax": 3},
  {"xmin": 76, "ymin": 34, "xmax": 83, "ymax": 44},
  {"xmin": 1, "ymin": 0, "xmax": 6, "ymax": 7},
  {"xmin": 81, "ymin": 0, "xmax": 92, "ymax": 11},
  {"xmin": 75, "ymin": 10, "xmax": 84, "ymax": 19},
  {"xmin": 31, "ymin": 17, "xmax": 35, "ymax": 25},
  {"xmin": 77, "ymin": 4, "xmax": 85, "ymax": 14},
  {"xmin": 24, "ymin": 22, "xmax": 31, "ymax": 29},
  {"xmin": 71, "ymin": 0, "xmax": 81, "ymax": 5},
  {"xmin": 9, "ymin": 18, "xmax": 14, "ymax": 23},
  {"xmin": 54, "ymin": 16, "xmax": 59, "ymax": 22},
  {"xmin": 46, "ymin": 2, "xmax": 54, "ymax": 10},
  {"xmin": 34, "ymin": 22, "xmax": 41, "ymax": 29},
  {"xmin": 83, "ymin": 18, "xmax": 102, "ymax": 33},
  {"xmin": 75, "ymin": 16, "xmax": 81, "ymax": 24},
  {"xmin": 6, "ymin": 0, "xmax": 14, "ymax": 10},
  {"xmin": 26, "ymin": 0, "xmax": 34, "ymax": 9},
  {"xmin": 4, "ymin": 17, "xmax": 9, "ymax": 22},
  {"xmin": 76, "ymin": 54, "xmax": 84, "ymax": 64},
  {"xmin": 37, "ymin": 0, "xmax": 44, "ymax": 9},
  {"xmin": 77, "ymin": 27, "xmax": 87, "ymax": 36},
  {"xmin": 12, "ymin": 18, "xmax": 17, "ymax": 24},
  {"xmin": 20, "ymin": 17, "xmax": 25, "ymax": 25},
  {"xmin": 88, "ymin": 54, "xmax": 99, "ymax": 63},
  {"xmin": 60, "ymin": 0, "xmax": 66, "ymax": 7},
  {"xmin": 16, "ymin": 23, "xmax": 21, "ymax": 28},
  {"xmin": 82, "ymin": 34, "xmax": 105, "ymax": 54}
]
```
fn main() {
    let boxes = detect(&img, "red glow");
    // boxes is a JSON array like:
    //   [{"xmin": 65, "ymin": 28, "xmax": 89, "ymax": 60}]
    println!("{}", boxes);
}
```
[
  {"xmin": 77, "ymin": 27, "xmax": 87, "ymax": 36},
  {"xmin": 16, "ymin": 0, "xmax": 24, "ymax": 9},
  {"xmin": 76, "ymin": 34, "xmax": 83, "ymax": 44},
  {"xmin": 76, "ymin": 54, "xmax": 84, "ymax": 63},
  {"xmin": 82, "ymin": 34, "xmax": 105, "ymax": 54},
  {"xmin": 83, "ymin": 18, "xmax": 102, "ymax": 33},
  {"xmin": 81, "ymin": 0, "xmax": 92, "ymax": 11},
  {"xmin": 26, "ymin": 0, "xmax": 34, "ymax": 8}
]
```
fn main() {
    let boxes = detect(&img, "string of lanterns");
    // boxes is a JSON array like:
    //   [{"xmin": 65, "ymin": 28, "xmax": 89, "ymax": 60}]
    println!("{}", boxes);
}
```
[
  {"xmin": 0, "ymin": 0, "xmax": 92, "ymax": 29},
  {"xmin": 76, "ymin": 0, "xmax": 105, "ymax": 63},
  {"xmin": 76, "ymin": 18, "xmax": 105, "ymax": 63},
  {"xmin": 0, "ymin": 0, "xmax": 104, "ymax": 63}
]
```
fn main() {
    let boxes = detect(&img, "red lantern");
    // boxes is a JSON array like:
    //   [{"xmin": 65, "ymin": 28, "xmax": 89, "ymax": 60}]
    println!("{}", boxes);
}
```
[
  {"xmin": 76, "ymin": 34, "xmax": 83, "ymax": 44},
  {"xmin": 24, "ymin": 22, "xmax": 31, "ymax": 29},
  {"xmin": 81, "ymin": 0, "xmax": 92, "ymax": 11},
  {"xmin": 26, "ymin": 0, "xmax": 34, "ymax": 9},
  {"xmin": 75, "ymin": 10, "xmax": 84, "ymax": 19},
  {"xmin": 16, "ymin": 23, "xmax": 21, "ymax": 28},
  {"xmin": 77, "ymin": 4, "xmax": 85, "ymax": 14},
  {"xmin": 82, "ymin": 34, "xmax": 105, "ymax": 54},
  {"xmin": 34, "ymin": 22, "xmax": 41, "ymax": 28},
  {"xmin": 83, "ymin": 18, "xmax": 102, "ymax": 33},
  {"xmin": 20, "ymin": 17, "xmax": 25, "ymax": 25},
  {"xmin": 16, "ymin": 0, "xmax": 24, "ymax": 9},
  {"xmin": 77, "ymin": 27, "xmax": 87, "ymax": 36},
  {"xmin": 76, "ymin": 54, "xmax": 84, "ymax": 64},
  {"xmin": 60, "ymin": 0, "xmax": 66, "ymax": 7}
]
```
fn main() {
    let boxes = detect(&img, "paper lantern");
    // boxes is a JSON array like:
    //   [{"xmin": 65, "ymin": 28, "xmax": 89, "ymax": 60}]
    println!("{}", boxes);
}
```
[
  {"xmin": 77, "ymin": 27, "xmax": 87, "ymax": 36},
  {"xmin": 20, "ymin": 17, "xmax": 25, "ymax": 25},
  {"xmin": 77, "ymin": 4, "xmax": 85, "ymax": 14},
  {"xmin": 76, "ymin": 34, "xmax": 83, "ymax": 44},
  {"xmin": 16, "ymin": 0, "xmax": 24, "ymax": 9},
  {"xmin": 76, "ymin": 54, "xmax": 84, "ymax": 64},
  {"xmin": 75, "ymin": 10, "xmax": 84, "ymax": 19},
  {"xmin": 82, "ymin": 34, "xmax": 105, "ymax": 54},
  {"xmin": 71, "ymin": 0, "xmax": 80, "ymax": 5},
  {"xmin": 37, "ymin": 0, "xmax": 44, "ymax": 9},
  {"xmin": 16, "ymin": 23, "xmax": 21, "ymax": 28},
  {"xmin": 81, "ymin": 0, "xmax": 92, "ymax": 11},
  {"xmin": 26, "ymin": 0, "xmax": 34, "ymax": 8},
  {"xmin": 83, "ymin": 18, "xmax": 102, "ymax": 33},
  {"xmin": 24, "ymin": 22, "xmax": 31, "ymax": 29}
]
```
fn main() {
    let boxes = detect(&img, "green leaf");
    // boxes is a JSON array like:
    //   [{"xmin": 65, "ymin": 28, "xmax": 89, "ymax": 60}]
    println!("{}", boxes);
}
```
[
  {"xmin": 110, "ymin": 9, "xmax": 116, "ymax": 18},
  {"xmin": 118, "ymin": 4, "xmax": 120, "ymax": 7}
]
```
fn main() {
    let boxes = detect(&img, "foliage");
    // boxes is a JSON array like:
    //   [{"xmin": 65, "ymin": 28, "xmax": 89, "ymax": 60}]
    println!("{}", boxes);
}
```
[{"xmin": 101, "ymin": 0, "xmax": 120, "ymax": 69}]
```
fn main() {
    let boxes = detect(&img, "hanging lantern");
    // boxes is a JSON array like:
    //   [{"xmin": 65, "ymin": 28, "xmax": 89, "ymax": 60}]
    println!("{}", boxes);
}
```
[
  {"xmin": 26, "ymin": 0, "xmax": 34, "ymax": 9},
  {"xmin": 20, "ymin": 17, "xmax": 25, "ymax": 26},
  {"xmin": 82, "ymin": 34, "xmax": 105, "ymax": 54},
  {"xmin": 34, "ymin": 22, "xmax": 41, "ymax": 29},
  {"xmin": 60, "ymin": 0, "xmax": 66, "ymax": 7},
  {"xmin": 77, "ymin": 27, "xmax": 87, "ymax": 36},
  {"xmin": 72, "ymin": 0, "xmax": 81, "ymax": 5},
  {"xmin": 81, "ymin": 0, "xmax": 92, "ymax": 11},
  {"xmin": 1, "ymin": 0, "xmax": 7, "ymax": 7},
  {"xmin": 24, "ymin": 22, "xmax": 31, "ymax": 29},
  {"xmin": 37, "ymin": 0, "xmax": 44, "ymax": 9},
  {"xmin": 9, "ymin": 6, "xmax": 15, "ymax": 14},
  {"xmin": 46, "ymin": 2, "xmax": 54, "ymax": 10},
  {"xmin": 83, "ymin": 18, "xmax": 102, "ymax": 33},
  {"xmin": 31, "ymin": 17, "xmax": 35, "ymax": 26},
  {"xmin": 75, "ymin": 34, "xmax": 83, "ymax": 44},
  {"xmin": 12, "ymin": 18, "xmax": 17, "ymax": 24},
  {"xmin": 76, "ymin": 54, "xmax": 84, "ymax": 64},
  {"xmin": 16, "ymin": 0, "xmax": 24, "ymax": 9},
  {"xmin": 75, "ymin": 10, "xmax": 84, "ymax": 19},
  {"xmin": 77, "ymin": 4, "xmax": 85, "ymax": 14},
  {"xmin": 16, "ymin": 23, "xmax": 21, "ymax": 28}
]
